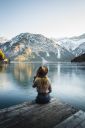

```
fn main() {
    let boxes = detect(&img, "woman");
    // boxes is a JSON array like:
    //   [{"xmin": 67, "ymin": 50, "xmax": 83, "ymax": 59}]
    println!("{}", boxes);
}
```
[{"xmin": 33, "ymin": 66, "xmax": 52, "ymax": 104}]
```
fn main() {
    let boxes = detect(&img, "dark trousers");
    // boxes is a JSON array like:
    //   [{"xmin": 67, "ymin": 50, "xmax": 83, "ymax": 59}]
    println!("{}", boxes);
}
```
[{"xmin": 36, "ymin": 93, "xmax": 51, "ymax": 104}]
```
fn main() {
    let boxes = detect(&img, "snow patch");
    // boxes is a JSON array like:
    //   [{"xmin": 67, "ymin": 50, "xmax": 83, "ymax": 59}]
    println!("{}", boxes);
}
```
[
  {"xmin": 46, "ymin": 52, "xmax": 50, "ymax": 57},
  {"xmin": 57, "ymin": 49, "xmax": 61, "ymax": 59}
]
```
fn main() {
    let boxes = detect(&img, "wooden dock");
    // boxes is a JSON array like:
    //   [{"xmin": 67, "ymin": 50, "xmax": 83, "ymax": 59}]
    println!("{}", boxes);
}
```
[{"xmin": 0, "ymin": 99, "xmax": 85, "ymax": 128}]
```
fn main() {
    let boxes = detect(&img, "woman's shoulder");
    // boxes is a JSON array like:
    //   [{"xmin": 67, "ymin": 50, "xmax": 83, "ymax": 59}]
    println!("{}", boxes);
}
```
[
  {"xmin": 34, "ymin": 77, "xmax": 41, "ymax": 81},
  {"xmin": 35, "ymin": 76, "xmax": 48, "ymax": 81}
]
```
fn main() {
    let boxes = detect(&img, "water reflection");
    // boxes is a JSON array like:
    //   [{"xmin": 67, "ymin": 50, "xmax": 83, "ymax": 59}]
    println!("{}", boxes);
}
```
[
  {"xmin": 0, "ymin": 64, "xmax": 14, "ymax": 91},
  {"xmin": 0, "ymin": 62, "xmax": 85, "ymax": 110},
  {"xmin": 12, "ymin": 63, "xmax": 42, "ymax": 87},
  {"xmin": 13, "ymin": 63, "xmax": 33, "ymax": 81},
  {"xmin": 0, "ymin": 64, "xmax": 8, "ymax": 73},
  {"xmin": 51, "ymin": 63, "xmax": 85, "ymax": 110}
]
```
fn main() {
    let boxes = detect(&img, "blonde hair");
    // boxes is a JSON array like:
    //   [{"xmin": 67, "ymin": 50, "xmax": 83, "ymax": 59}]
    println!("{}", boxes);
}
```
[
  {"xmin": 35, "ymin": 77, "xmax": 49, "ymax": 91},
  {"xmin": 36, "ymin": 66, "xmax": 48, "ymax": 77}
]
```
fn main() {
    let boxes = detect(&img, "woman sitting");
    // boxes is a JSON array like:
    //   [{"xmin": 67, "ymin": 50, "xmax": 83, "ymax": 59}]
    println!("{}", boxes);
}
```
[{"xmin": 33, "ymin": 66, "xmax": 52, "ymax": 104}]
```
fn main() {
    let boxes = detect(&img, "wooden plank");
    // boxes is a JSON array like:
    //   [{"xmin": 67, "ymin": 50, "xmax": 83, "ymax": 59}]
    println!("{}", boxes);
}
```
[
  {"xmin": 0, "ymin": 100, "xmax": 67, "ymax": 125},
  {"xmin": 0, "ymin": 99, "xmax": 77, "ymax": 128},
  {"xmin": 0, "ymin": 99, "xmax": 57, "ymax": 121},
  {"xmin": 23, "ymin": 107, "xmax": 76, "ymax": 128},
  {"xmin": 54, "ymin": 110, "xmax": 85, "ymax": 128},
  {"xmin": 0, "ymin": 98, "xmax": 65, "ymax": 121}
]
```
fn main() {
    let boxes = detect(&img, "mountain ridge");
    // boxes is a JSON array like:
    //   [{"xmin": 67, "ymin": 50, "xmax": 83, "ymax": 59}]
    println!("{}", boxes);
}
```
[
  {"xmin": 53, "ymin": 33, "xmax": 85, "ymax": 57},
  {"xmin": 0, "ymin": 33, "xmax": 74, "ymax": 62}
]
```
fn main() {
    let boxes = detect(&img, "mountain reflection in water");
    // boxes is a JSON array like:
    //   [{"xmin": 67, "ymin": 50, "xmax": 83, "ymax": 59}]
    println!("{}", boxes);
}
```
[{"xmin": 13, "ymin": 63, "xmax": 34, "ymax": 86}]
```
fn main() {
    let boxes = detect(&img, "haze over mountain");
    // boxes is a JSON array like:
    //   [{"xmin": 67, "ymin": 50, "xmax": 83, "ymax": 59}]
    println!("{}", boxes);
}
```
[
  {"xmin": 0, "ymin": 37, "xmax": 8, "ymax": 46},
  {"xmin": 0, "ymin": 33, "xmax": 74, "ymax": 62}
]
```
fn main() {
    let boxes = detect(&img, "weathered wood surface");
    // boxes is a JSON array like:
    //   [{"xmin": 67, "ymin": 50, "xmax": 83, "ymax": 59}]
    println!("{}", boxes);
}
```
[
  {"xmin": 0, "ymin": 99, "xmax": 78, "ymax": 128},
  {"xmin": 54, "ymin": 110, "xmax": 85, "ymax": 128}
]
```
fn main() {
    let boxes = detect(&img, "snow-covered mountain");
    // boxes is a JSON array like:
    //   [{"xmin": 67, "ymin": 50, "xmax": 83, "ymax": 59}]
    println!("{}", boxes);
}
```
[
  {"xmin": 53, "ymin": 33, "xmax": 85, "ymax": 57},
  {"xmin": 0, "ymin": 37, "xmax": 8, "ymax": 46},
  {"xmin": 71, "ymin": 33, "xmax": 85, "ymax": 40},
  {"xmin": 0, "ymin": 33, "xmax": 74, "ymax": 62},
  {"xmin": 73, "ymin": 42, "xmax": 85, "ymax": 56},
  {"xmin": 54, "ymin": 38, "xmax": 79, "ymax": 52}
]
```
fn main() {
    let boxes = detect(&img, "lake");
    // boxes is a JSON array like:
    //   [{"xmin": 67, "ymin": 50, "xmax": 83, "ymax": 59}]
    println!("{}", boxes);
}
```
[{"xmin": 0, "ymin": 62, "xmax": 85, "ymax": 110}]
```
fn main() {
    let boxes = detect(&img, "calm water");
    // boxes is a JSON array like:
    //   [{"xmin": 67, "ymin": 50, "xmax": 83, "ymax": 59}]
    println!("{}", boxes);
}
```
[{"xmin": 0, "ymin": 62, "xmax": 85, "ymax": 110}]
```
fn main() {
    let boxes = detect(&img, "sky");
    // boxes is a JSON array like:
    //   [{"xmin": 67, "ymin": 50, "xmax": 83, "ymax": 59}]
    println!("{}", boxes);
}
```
[{"xmin": 0, "ymin": 0, "xmax": 85, "ymax": 39}]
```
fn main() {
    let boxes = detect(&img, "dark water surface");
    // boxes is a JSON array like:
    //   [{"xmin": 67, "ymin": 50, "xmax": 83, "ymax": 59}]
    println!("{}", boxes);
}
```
[{"xmin": 0, "ymin": 62, "xmax": 85, "ymax": 110}]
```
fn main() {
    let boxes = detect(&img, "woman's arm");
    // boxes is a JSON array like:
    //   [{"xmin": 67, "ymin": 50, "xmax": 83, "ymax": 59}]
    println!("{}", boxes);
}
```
[
  {"xmin": 48, "ymin": 79, "xmax": 52, "ymax": 93},
  {"xmin": 48, "ymin": 84, "xmax": 52, "ymax": 93},
  {"xmin": 32, "ymin": 78, "xmax": 37, "ymax": 88}
]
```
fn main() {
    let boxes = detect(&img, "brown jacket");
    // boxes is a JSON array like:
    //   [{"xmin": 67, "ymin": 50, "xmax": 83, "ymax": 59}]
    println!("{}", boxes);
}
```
[{"xmin": 33, "ymin": 76, "xmax": 52, "ymax": 94}]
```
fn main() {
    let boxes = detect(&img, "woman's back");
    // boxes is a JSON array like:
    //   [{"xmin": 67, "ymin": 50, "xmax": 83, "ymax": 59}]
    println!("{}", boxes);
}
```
[
  {"xmin": 33, "ymin": 76, "xmax": 51, "ymax": 93},
  {"xmin": 33, "ymin": 66, "xmax": 52, "ymax": 104}
]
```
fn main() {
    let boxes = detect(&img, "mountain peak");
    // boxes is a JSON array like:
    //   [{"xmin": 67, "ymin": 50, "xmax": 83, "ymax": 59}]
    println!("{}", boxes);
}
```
[
  {"xmin": 0, "ymin": 32, "xmax": 74, "ymax": 62},
  {"xmin": 70, "ymin": 33, "xmax": 85, "ymax": 40},
  {"xmin": 0, "ymin": 37, "xmax": 8, "ymax": 44}
]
